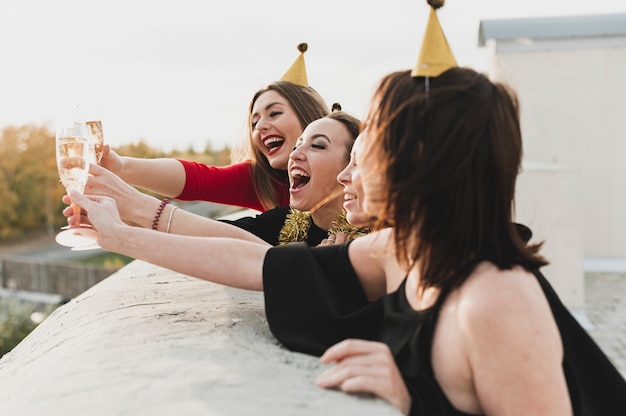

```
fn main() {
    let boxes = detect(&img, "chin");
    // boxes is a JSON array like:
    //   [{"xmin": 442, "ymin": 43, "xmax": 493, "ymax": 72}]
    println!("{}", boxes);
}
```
[
  {"xmin": 291, "ymin": 202, "xmax": 307, "ymax": 211},
  {"xmin": 268, "ymin": 155, "xmax": 288, "ymax": 170},
  {"xmin": 347, "ymin": 213, "xmax": 369, "ymax": 228}
]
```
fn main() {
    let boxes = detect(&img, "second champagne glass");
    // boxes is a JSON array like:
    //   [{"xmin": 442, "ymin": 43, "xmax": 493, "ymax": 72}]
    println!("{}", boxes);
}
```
[{"xmin": 78, "ymin": 99, "xmax": 104, "ymax": 165}]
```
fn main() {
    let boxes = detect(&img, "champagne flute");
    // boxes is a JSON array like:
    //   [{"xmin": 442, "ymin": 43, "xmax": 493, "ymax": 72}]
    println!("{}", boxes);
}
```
[
  {"xmin": 55, "ymin": 110, "xmax": 99, "ymax": 249},
  {"xmin": 75, "ymin": 99, "xmax": 105, "ymax": 251},
  {"xmin": 78, "ymin": 99, "xmax": 104, "ymax": 165}
]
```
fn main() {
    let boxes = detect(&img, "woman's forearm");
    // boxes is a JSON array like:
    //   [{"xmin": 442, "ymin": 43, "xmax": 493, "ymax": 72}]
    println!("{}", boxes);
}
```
[
  {"xmin": 156, "ymin": 203, "xmax": 270, "ymax": 244},
  {"xmin": 71, "ymin": 191, "xmax": 269, "ymax": 291},
  {"xmin": 103, "ymin": 224, "xmax": 268, "ymax": 291},
  {"xmin": 117, "ymin": 157, "xmax": 187, "ymax": 198}
]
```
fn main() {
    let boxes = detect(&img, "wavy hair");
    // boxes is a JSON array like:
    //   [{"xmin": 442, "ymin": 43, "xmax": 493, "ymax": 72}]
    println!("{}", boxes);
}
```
[{"xmin": 364, "ymin": 68, "xmax": 547, "ymax": 292}]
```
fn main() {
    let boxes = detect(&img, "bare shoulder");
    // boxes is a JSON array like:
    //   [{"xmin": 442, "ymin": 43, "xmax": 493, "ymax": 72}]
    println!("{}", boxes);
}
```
[
  {"xmin": 348, "ymin": 228, "xmax": 394, "ymax": 264},
  {"xmin": 455, "ymin": 263, "xmax": 551, "ymax": 326},
  {"xmin": 438, "ymin": 263, "xmax": 570, "ymax": 414},
  {"xmin": 348, "ymin": 228, "xmax": 396, "ymax": 300},
  {"xmin": 350, "ymin": 228, "xmax": 393, "ymax": 249}
]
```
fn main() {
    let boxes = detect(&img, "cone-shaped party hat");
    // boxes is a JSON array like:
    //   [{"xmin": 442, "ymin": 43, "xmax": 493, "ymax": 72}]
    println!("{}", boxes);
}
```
[
  {"xmin": 281, "ymin": 43, "xmax": 309, "ymax": 87},
  {"xmin": 411, "ymin": 0, "xmax": 457, "ymax": 77}
]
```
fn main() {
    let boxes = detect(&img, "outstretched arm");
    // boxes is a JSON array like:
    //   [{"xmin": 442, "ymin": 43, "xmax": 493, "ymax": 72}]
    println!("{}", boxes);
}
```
[
  {"xmin": 100, "ymin": 145, "xmax": 187, "ymax": 198},
  {"xmin": 66, "ymin": 163, "xmax": 268, "ymax": 244},
  {"xmin": 70, "ymin": 191, "xmax": 268, "ymax": 291}
]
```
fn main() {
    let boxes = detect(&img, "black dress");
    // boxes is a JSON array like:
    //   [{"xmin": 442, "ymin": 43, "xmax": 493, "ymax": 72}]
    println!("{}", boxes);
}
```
[
  {"xmin": 263, "ymin": 242, "xmax": 626, "ymax": 416},
  {"xmin": 221, "ymin": 206, "xmax": 328, "ymax": 247}
]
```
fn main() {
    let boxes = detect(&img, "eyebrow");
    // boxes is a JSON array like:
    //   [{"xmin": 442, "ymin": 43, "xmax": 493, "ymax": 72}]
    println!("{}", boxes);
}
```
[
  {"xmin": 251, "ymin": 101, "xmax": 285, "ymax": 119},
  {"xmin": 310, "ymin": 133, "xmax": 331, "ymax": 143}
]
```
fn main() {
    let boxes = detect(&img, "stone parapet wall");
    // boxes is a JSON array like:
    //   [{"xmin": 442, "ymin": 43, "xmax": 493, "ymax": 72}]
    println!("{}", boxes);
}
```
[{"xmin": 0, "ymin": 260, "xmax": 398, "ymax": 415}]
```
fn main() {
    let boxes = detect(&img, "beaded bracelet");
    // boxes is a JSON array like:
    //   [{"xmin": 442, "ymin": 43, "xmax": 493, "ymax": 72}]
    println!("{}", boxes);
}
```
[{"xmin": 152, "ymin": 199, "xmax": 170, "ymax": 230}]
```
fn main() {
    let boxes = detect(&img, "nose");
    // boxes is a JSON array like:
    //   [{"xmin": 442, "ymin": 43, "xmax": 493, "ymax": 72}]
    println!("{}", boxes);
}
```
[
  {"xmin": 290, "ymin": 145, "xmax": 305, "ymax": 162},
  {"xmin": 337, "ymin": 163, "xmax": 351, "ymax": 185},
  {"xmin": 255, "ymin": 116, "xmax": 270, "ymax": 132}
]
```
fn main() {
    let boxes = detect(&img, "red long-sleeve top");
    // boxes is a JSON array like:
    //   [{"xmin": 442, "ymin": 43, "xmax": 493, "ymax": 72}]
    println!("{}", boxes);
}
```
[{"xmin": 175, "ymin": 159, "xmax": 290, "ymax": 212}]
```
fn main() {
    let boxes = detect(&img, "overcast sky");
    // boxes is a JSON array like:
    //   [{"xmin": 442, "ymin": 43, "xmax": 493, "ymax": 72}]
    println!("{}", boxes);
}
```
[{"xmin": 1, "ymin": 0, "xmax": 624, "ymax": 152}]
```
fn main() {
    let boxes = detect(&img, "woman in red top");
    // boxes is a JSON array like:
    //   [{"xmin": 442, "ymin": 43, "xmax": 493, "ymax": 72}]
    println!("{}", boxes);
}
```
[{"xmin": 100, "ymin": 44, "xmax": 329, "ymax": 212}]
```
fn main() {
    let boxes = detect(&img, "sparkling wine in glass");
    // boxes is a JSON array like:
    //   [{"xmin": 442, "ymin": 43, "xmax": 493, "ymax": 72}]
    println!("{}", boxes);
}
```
[
  {"xmin": 78, "ymin": 99, "xmax": 104, "ymax": 165},
  {"xmin": 86, "ymin": 119, "xmax": 104, "ymax": 164},
  {"xmin": 55, "ymin": 112, "xmax": 99, "ymax": 249}
]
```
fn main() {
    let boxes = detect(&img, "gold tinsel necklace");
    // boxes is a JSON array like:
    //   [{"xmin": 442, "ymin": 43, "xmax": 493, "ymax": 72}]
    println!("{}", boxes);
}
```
[{"xmin": 278, "ymin": 209, "xmax": 370, "ymax": 245}]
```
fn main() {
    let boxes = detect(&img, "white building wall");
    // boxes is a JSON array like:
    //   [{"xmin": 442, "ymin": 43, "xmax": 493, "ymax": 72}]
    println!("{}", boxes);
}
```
[{"xmin": 487, "ymin": 41, "xmax": 626, "ymax": 258}]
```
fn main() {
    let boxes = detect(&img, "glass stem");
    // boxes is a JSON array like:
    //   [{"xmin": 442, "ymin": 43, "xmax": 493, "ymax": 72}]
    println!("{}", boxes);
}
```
[{"xmin": 72, "ymin": 201, "xmax": 81, "ymax": 228}]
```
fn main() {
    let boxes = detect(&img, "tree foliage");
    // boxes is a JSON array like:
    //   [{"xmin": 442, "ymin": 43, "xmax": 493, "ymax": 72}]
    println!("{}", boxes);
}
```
[
  {"xmin": 0, "ymin": 124, "xmax": 231, "ymax": 241},
  {"xmin": 0, "ymin": 124, "xmax": 60, "ymax": 239}
]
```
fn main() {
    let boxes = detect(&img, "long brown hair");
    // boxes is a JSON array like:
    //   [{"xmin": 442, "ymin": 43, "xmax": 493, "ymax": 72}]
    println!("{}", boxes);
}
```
[
  {"xmin": 364, "ymin": 68, "xmax": 547, "ymax": 292},
  {"xmin": 246, "ymin": 81, "xmax": 329, "ymax": 210}
]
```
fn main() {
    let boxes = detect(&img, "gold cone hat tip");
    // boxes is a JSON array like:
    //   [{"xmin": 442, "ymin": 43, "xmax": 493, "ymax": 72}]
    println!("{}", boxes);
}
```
[{"xmin": 281, "ymin": 43, "xmax": 309, "ymax": 87}]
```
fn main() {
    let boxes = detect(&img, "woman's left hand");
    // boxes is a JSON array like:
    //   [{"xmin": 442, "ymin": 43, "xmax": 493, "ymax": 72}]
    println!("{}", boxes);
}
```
[
  {"xmin": 318, "ymin": 231, "xmax": 346, "ymax": 247},
  {"xmin": 62, "ymin": 194, "xmax": 91, "ymax": 227},
  {"xmin": 316, "ymin": 339, "xmax": 411, "ymax": 415},
  {"xmin": 68, "ymin": 191, "xmax": 126, "ymax": 250}
]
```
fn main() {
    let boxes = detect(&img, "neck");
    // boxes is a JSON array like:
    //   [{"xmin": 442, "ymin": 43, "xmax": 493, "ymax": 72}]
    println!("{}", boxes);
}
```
[
  {"xmin": 310, "ymin": 198, "xmax": 344, "ymax": 231},
  {"xmin": 405, "ymin": 268, "xmax": 440, "ymax": 312}
]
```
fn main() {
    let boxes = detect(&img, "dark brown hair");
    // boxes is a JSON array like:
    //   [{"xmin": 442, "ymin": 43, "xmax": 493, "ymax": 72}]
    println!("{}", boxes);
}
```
[
  {"xmin": 248, "ymin": 81, "xmax": 329, "ymax": 210},
  {"xmin": 364, "ymin": 68, "xmax": 547, "ymax": 292},
  {"xmin": 325, "ymin": 109, "xmax": 362, "ymax": 160}
]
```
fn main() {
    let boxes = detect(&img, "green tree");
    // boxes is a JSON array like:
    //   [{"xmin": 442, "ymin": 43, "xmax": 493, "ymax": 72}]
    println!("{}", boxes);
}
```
[
  {"xmin": 0, "ymin": 124, "xmax": 60, "ymax": 239},
  {"xmin": 114, "ymin": 140, "xmax": 166, "ymax": 159},
  {"xmin": 0, "ymin": 125, "xmax": 232, "ymax": 241}
]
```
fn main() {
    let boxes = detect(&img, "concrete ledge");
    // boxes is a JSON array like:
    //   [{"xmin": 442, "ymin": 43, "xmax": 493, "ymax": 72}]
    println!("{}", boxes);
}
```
[
  {"xmin": 584, "ymin": 257, "xmax": 626, "ymax": 273},
  {"xmin": 0, "ymin": 261, "xmax": 398, "ymax": 415}
]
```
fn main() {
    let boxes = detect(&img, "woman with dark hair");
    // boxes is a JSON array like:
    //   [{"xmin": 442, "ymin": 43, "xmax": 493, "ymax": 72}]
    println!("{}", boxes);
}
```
[{"xmin": 313, "ymin": 68, "xmax": 562, "ymax": 414}]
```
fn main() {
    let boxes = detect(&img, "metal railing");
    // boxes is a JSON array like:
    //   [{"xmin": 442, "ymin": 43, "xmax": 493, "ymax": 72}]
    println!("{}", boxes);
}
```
[{"xmin": 0, "ymin": 255, "xmax": 117, "ymax": 298}]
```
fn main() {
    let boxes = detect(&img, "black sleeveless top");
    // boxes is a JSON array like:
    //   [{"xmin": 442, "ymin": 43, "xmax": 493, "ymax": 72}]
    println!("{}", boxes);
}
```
[
  {"xmin": 263, "ymin": 242, "xmax": 626, "ymax": 415},
  {"xmin": 221, "ymin": 206, "xmax": 327, "ymax": 246}
]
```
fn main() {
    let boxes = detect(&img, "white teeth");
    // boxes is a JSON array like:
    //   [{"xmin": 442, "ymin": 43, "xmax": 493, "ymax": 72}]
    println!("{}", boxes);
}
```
[
  {"xmin": 263, "ymin": 137, "xmax": 284, "ymax": 146},
  {"xmin": 344, "ymin": 194, "xmax": 356, "ymax": 201},
  {"xmin": 291, "ymin": 168, "xmax": 310, "ymax": 177}
]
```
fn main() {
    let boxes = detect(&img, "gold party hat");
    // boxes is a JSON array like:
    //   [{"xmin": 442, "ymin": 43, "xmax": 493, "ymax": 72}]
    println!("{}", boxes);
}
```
[
  {"xmin": 411, "ymin": 0, "xmax": 457, "ymax": 77},
  {"xmin": 281, "ymin": 43, "xmax": 309, "ymax": 87}
]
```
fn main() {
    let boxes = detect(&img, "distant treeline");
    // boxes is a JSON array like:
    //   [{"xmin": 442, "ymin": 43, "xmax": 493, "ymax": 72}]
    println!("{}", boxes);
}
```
[{"xmin": 0, "ymin": 123, "xmax": 232, "ymax": 240}]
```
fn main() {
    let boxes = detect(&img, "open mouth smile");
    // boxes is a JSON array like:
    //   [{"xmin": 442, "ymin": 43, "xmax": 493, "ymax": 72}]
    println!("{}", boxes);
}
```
[
  {"xmin": 290, "ymin": 167, "xmax": 311, "ymax": 190},
  {"xmin": 263, "ymin": 136, "xmax": 285, "ymax": 155}
]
